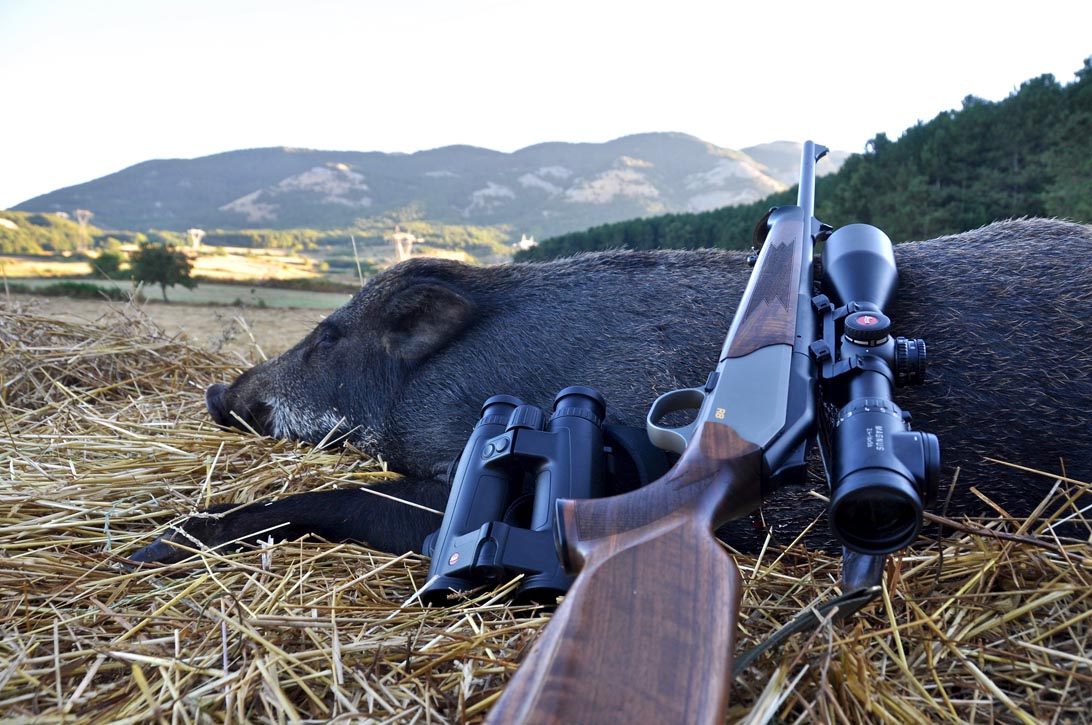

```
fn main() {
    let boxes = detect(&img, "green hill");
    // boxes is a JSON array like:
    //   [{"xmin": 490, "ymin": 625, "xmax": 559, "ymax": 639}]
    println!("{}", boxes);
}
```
[{"xmin": 0, "ymin": 210, "xmax": 102, "ymax": 254}]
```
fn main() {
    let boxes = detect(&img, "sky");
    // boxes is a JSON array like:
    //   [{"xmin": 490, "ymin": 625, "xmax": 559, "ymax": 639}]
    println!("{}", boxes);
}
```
[{"xmin": 1, "ymin": 0, "xmax": 1089, "ymax": 210}]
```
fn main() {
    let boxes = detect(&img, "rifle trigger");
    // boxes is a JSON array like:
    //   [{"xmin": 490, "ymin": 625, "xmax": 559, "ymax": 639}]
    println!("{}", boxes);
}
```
[{"xmin": 645, "ymin": 387, "xmax": 706, "ymax": 455}]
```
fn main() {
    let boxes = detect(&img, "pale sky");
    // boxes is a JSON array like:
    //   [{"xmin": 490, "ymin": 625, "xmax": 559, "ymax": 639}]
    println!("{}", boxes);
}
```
[{"xmin": 1, "ymin": 0, "xmax": 1089, "ymax": 210}]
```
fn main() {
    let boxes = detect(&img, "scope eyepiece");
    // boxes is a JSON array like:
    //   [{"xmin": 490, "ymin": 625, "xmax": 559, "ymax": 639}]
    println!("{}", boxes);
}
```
[
  {"xmin": 827, "ymin": 398, "xmax": 940, "ymax": 554},
  {"xmin": 829, "ymin": 469, "xmax": 923, "ymax": 555}
]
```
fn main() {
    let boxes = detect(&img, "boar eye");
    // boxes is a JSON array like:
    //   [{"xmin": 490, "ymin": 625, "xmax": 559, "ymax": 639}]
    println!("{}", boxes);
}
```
[{"xmin": 315, "ymin": 322, "xmax": 342, "ymax": 349}]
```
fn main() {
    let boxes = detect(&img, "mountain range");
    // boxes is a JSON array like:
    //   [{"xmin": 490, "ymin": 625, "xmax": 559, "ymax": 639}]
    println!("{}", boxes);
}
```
[{"xmin": 13, "ymin": 134, "xmax": 848, "ymax": 239}]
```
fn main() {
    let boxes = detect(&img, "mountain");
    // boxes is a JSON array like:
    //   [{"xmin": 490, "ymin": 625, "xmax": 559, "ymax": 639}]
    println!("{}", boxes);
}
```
[
  {"xmin": 518, "ymin": 61, "xmax": 1092, "ymax": 261},
  {"xmin": 13, "ymin": 134, "xmax": 847, "ymax": 239}
]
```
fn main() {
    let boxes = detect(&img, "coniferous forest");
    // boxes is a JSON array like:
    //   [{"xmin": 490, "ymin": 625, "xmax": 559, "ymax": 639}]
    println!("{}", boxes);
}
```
[{"xmin": 518, "ymin": 58, "xmax": 1092, "ymax": 261}]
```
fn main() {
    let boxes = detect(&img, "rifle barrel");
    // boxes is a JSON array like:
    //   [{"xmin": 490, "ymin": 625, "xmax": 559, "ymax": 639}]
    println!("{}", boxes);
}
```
[{"xmin": 797, "ymin": 140, "xmax": 828, "ymax": 217}]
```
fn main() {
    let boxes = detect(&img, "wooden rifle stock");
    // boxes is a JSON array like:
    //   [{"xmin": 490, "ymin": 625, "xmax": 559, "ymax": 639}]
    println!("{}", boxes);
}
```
[{"xmin": 485, "ymin": 420, "xmax": 763, "ymax": 724}]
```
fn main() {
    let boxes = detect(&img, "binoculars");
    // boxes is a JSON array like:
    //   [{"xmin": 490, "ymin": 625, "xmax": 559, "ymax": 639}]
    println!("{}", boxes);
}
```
[
  {"xmin": 420, "ymin": 386, "xmax": 608, "ymax": 605},
  {"xmin": 813, "ymin": 223, "xmax": 941, "ymax": 555}
]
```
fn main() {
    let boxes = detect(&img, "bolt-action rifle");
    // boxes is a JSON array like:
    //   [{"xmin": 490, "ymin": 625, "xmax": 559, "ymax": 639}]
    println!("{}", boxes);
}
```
[{"xmin": 485, "ymin": 141, "xmax": 939, "ymax": 722}]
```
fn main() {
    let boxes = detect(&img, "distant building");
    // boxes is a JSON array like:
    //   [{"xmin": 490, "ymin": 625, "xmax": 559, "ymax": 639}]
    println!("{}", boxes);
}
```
[
  {"xmin": 187, "ymin": 228, "xmax": 206, "ymax": 250},
  {"xmin": 513, "ymin": 234, "xmax": 537, "ymax": 251},
  {"xmin": 74, "ymin": 209, "xmax": 94, "ymax": 251}
]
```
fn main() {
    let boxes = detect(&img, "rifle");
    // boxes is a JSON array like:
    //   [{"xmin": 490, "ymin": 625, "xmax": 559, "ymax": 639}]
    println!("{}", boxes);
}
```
[{"xmin": 484, "ymin": 141, "xmax": 939, "ymax": 722}]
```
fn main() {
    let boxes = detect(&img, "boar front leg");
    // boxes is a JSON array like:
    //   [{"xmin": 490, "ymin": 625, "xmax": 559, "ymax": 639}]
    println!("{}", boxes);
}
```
[{"xmin": 129, "ymin": 478, "xmax": 447, "ymax": 565}]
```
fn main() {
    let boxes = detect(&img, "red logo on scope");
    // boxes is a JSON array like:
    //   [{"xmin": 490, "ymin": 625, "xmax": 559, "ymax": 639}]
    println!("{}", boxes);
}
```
[{"xmin": 858, "ymin": 315, "xmax": 879, "ymax": 326}]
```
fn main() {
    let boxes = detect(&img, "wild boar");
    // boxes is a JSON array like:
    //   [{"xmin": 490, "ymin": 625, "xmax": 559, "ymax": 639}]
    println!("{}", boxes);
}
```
[{"xmin": 132, "ymin": 218, "xmax": 1092, "ymax": 564}]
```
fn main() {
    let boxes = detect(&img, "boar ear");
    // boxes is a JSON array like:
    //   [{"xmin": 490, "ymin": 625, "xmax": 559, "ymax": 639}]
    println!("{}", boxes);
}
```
[{"xmin": 380, "ymin": 283, "xmax": 474, "ymax": 360}]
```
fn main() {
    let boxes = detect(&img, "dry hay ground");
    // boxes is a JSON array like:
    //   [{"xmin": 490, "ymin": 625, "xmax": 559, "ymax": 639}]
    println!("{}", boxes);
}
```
[
  {"xmin": 2, "ymin": 293, "xmax": 327, "ymax": 363},
  {"xmin": 1, "ymin": 299, "xmax": 1090, "ymax": 724}
]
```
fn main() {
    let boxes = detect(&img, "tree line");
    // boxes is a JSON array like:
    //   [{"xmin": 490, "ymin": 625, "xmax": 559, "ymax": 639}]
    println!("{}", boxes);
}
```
[
  {"xmin": 518, "ymin": 57, "xmax": 1092, "ymax": 261},
  {"xmin": 0, "ymin": 212, "xmax": 95, "ymax": 254},
  {"xmin": 0, "ymin": 209, "xmax": 512, "ymax": 260},
  {"xmin": 0, "ymin": 212, "xmax": 304, "ymax": 255}
]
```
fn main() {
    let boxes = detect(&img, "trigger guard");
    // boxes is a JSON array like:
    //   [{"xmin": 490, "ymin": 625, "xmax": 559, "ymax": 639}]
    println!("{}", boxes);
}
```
[{"xmin": 646, "ymin": 387, "xmax": 706, "ymax": 455}]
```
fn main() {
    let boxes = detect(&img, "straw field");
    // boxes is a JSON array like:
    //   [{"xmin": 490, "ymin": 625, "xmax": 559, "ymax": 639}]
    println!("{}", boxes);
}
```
[
  {"xmin": 1, "ymin": 298, "xmax": 1089, "ymax": 723},
  {"xmin": 3, "ymin": 293, "xmax": 332, "ymax": 362}
]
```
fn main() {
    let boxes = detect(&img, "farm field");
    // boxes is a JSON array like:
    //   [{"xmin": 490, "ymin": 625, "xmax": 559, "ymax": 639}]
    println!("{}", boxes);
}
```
[
  {"xmin": 0, "ymin": 244, "xmax": 368, "ymax": 361},
  {"xmin": 1, "ymin": 246, "xmax": 323, "ymax": 281},
  {"xmin": 2, "ymin": 292, "xmax": 335, "ymax": 362}
]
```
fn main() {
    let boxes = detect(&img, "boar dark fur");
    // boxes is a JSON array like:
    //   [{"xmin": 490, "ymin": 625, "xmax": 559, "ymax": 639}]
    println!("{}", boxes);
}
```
[{"xmin": 133, "ymin": 218, "xmax": 1092, "ymax": 564}]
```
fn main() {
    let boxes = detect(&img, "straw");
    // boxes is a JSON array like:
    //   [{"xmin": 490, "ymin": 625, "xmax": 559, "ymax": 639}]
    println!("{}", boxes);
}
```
[{"xmin": 1, "ymin": 297, "xmax": 1089, "ymax": 723}]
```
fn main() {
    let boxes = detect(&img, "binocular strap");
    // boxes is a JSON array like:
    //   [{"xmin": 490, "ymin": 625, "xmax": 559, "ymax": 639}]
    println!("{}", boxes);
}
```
[{"xmin": 602, "ymin": 423, "xmax": 676, "ymax": 491}]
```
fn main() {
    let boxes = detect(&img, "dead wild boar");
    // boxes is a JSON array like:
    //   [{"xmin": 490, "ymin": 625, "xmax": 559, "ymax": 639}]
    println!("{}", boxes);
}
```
[{"xmin": 131, "ymin": 218, "xmax": 1092, "ymax": 564}]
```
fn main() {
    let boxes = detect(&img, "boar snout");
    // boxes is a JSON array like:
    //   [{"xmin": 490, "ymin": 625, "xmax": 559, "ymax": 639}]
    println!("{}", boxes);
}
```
[
  {"xmin": 205, "ymin": 384, "xmax": 231, "ymax": 426},
  {"xmin": 205, "ymin": 382, "xmax": 272, "ymax": 435}
]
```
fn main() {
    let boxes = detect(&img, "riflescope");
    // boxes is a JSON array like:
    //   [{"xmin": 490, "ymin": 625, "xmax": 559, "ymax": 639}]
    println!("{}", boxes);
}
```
[{"xmin": 814, "ymin": 224, "xmax": 940, "ymax": 555}]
